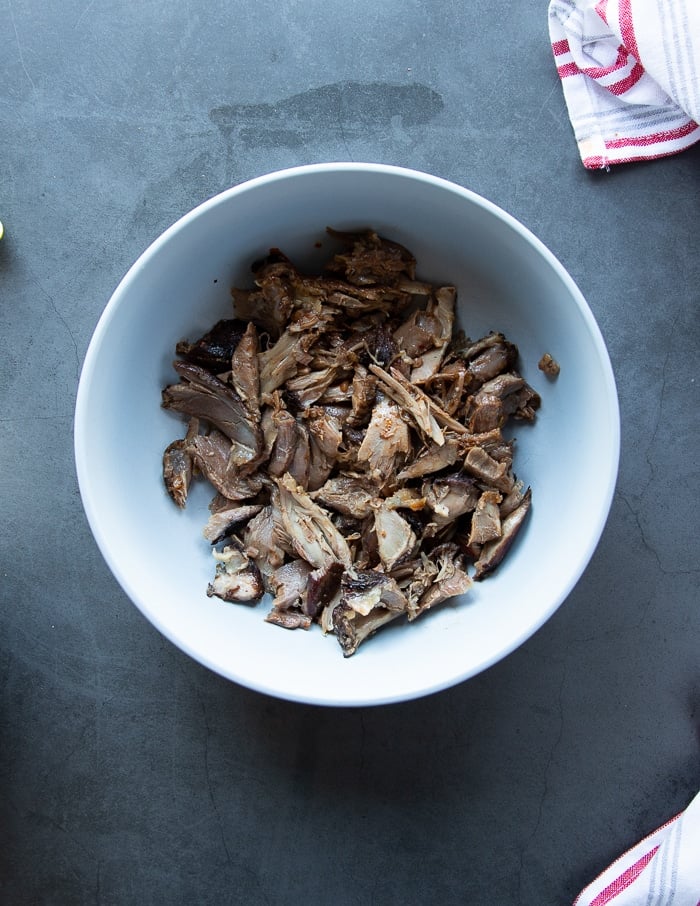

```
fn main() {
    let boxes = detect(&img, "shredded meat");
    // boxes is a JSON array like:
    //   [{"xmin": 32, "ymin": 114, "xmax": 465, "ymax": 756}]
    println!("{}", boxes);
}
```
[{"xmin": 161, "ymin": 228, "xmax": 542, "ymax": 656}]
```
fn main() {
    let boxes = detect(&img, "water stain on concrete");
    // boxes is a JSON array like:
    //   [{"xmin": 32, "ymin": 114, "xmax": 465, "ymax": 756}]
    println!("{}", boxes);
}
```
[{"xmin": 210, "ymin": 81, "xmax": 443, "ymax": 150}]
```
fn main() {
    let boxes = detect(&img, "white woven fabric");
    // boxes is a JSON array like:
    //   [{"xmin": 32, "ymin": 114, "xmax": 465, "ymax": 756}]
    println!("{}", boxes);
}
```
[{"xmin": 549, "ymin": 0, "xmax": 700, "ymax": 168}]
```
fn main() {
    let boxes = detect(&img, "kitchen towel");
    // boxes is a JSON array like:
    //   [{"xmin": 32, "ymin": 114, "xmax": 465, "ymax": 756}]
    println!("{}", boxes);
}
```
[
  {"xmin": 548, "ymin": 0, "xmax": 700, "ymax": 168},
  {"xmin": 573, "ymin": 790, "xmax": 700, "ymax": 905}
]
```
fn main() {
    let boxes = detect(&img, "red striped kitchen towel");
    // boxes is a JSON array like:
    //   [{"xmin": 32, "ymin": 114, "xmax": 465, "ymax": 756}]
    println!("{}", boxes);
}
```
[
  {"xmin": 548, "ymin": 0, "xmax": 700, "ymax": 168},
  {"xmin": 573, "ymin": 790, "xmax": 700, "ymax": 906}
]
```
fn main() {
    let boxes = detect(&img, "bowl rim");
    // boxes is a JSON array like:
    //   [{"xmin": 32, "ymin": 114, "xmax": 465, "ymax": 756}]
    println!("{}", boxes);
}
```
[{"xmin": 74, "ymin": 162, "xmax": 621, "ymax": 706}]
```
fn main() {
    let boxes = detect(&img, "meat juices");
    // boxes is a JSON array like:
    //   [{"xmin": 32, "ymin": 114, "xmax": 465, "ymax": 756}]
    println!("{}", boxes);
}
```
[{"xmin": 161, "ymin": 229, "xmax": 540, "ymax": 656}]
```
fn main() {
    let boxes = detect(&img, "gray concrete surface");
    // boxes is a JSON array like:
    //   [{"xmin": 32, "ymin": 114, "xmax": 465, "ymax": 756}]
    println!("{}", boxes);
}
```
[{"xmin": 1, "ymin": 2, "xmax": 698, "ymax": 904}]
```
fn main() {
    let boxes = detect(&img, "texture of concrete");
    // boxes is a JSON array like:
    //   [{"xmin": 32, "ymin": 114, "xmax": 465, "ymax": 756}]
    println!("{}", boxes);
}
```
[{"xmin": 1, "ymin": 2, "xmax": 699, "ymax": 903}]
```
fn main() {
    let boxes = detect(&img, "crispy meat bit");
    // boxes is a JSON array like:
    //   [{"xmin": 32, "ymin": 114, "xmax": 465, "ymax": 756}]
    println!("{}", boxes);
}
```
[
  {"xmin": 332, "ymin": 567, "xmax": 408, "ymax": 655},
  {"xmin": 176, "ymin": 319, "xmax": 249, "ymax": 372},
  {"xmin": 347, "ymin": 366, "xmax": 377, "ymax": 427},
  {"xmin": 467, "ymin": 490, "xmax": 502, "ymax": 547},
  {"xmin": 188, "ymin": 430, "xmax": 264, "ymax": 500},
  {"xmin": 162, "ymin": 441, "xmax": 192, "ymax": 507},
  {"xmin": 538, "ymin": 353, "xmax": 560, "ymax": 377},
  {"xmin": 369, "ymin": 364, "xmax": 445, "ymax": 445},
  {"xmin": 499, "ymin": 479, "xmax": 527, "ymax": 517},
  {"xmin": 230, "ymin": 322, "xmax": 261, "ymax": 417},
  {"xmin": 332, "ymin": 603, "xmax": 402, "ymax": 658},
  {"xmin": 203, "ymin": 504, "xmax": 264, "ymax": 544},
  {"xmin": 356, "ymin": 396, "xmax": 412, "ymax": 482},
  {"xmin": 258, "ymin": 330, "xmax": 312, "ymax": 395},
  {"xmin": 424, "ymin": 473, "xmax": 480, "ymax": 525},
  {"xmin": 474, "ymin": 489, "xmax": 532, "ymax": 579},
  {"xmin": 341, "ymin": 570, "xmax": 408, "ymax": 616},
  {"xmin": 268, "ymin": 559, "xmax": 313, "ymax": 611},
  {"xmin": 265, "ymin": 610, "xmax": 313, "ymax": 630},
  {"xmin": 393, "ymin": 286, "xmax": 455, "ymax": 361},
  {"xmin": 396, "ymin": 439, "xmax": 460, "ymax": 481},
  {"xmin": 304, "ymin": 561, "xmax": 345, "ymax": 619},
  {"xmin": 311, "ymin": 476, "xmax": 375, "ymax": 519},
  {"xmin": 243, "ymin": 503, "xmax": 291, "ymax": 576},
  {"xmin": 413, "ymin": 545, "xmax": 472, "ymax": 619},
  {"xmin": 267, "ymin": 409, "xmax": 298, "ymax": 478},
  {"xmin": 465, "ymin": 372, "xmax": 535, "ymax": 432},
  {"xmin": 355, "ymin": 322, "xmax": 401, "ymax": 370},
  {"xmin": 276, "ymin": 474, "xmax": 353, "ymax": 570},
  {"xmin": 409, "ymin": 286, "xmax": 456, "ymax": 383},
  {"xmin": 463, "ymin": 446, "xmax": 514, "ymax": 494},
  {"xmin": 233, "ymin": 252, "xmax": 296, "ymax": 336},
  {"xmin": 207, "ymin": 538, "xmax": 264, "ymax": 603},
  {"xmin": 465, "ymin": 334, "xmax": 518, "ymax": 385},
  {"xmin": 325, "ymin": 228, "xmax": 416, "ymax": 286},
  {"xmin": 162, "ymin": 417, "xmax": 199, "ymax": 507},
  {"xmin": 287, "ymin": 420, "xmax": 311, "ymax": 489},
  {"xmin": 374, "ymin": 504, "xmax": 417, "ymax": 570},
  {"xmin": 286, "ymin": 366, "xmax": 343, "ymax": 409}
]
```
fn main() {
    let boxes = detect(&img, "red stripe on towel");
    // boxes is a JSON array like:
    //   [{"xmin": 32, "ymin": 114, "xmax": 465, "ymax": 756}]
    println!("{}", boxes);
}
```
[
  {"xmin": 588, "ymin": 846, "xmax": 659, "ymax": 905},
  {"xmin": 618, "ymin": 0, "xmax": 640, "ymax": 61},
  {"xmin": 558, "ymin": 62, "xmax": 582, "ymax": 78},
  {"xmin": 580, "ymin": 45, "xmax": 630, "ymax": 79},
  {"xmin": 605, "ymin": 120, "xmax": 700, "ymax": 148},
  {"xmin": 607, "ymin": 60, "xmax": 645, "ymax": 95}
]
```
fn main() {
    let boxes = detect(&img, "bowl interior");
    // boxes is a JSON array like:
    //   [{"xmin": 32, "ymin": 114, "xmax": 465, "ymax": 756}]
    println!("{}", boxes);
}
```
[{"xmin": 75, "ymin": 164, "xmax": 619, "ymax": 706}]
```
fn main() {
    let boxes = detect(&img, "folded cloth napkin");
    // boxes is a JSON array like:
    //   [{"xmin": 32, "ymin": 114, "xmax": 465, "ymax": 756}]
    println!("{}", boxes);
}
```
[
  {"xmin": 573, "ymin": 790, "xmax": 700, "ymax": 905},
  {"xmin": 548, "ymin": 0, "xmax": 700, "ymax": 168}
]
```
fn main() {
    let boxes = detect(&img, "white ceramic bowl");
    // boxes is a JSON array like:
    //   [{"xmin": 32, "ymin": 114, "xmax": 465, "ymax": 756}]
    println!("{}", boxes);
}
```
[{"xmin": 74, "ymin": 163, "xmax": 619, "ymax": 706}]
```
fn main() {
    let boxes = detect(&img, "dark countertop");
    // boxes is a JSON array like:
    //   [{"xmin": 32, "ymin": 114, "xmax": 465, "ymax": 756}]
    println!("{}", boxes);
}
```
[{"xmin": 1, "ymin": 2, "xmax": 698, "ymax": 903}]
